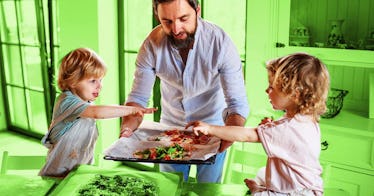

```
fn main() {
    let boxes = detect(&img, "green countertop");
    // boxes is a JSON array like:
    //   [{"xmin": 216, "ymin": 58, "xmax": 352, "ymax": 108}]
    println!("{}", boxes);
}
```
[
  {"xmin": 51, "ymin": 165, "xmax": 183, "ymax": 196},
  {"xmin": 0, "ymin": 175, "xmax": 56, "ymax": 196},
  {"xmin": 48, "ymin": 165, "xmax": 251, "ymax": 196},
  {"xmin": 181, "ymin": 182, "xmax": 250, "ymax": 196}
]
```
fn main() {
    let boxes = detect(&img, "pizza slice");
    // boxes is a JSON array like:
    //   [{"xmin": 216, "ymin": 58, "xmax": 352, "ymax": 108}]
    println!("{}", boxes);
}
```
[{"xmin": 148, "ymin": 129, "xmax": 211, "ymax": 145}]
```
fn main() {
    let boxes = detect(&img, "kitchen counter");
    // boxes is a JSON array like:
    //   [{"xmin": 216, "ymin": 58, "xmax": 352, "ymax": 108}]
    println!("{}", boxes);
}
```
[
  {"xmin": 0, "ymin": 174, "xmax": 56, "ymax": 196},
  {"xmin": 181, "ymin": 182, "xmax": 249, "ymax": 196},
  {"xmin": 47, "ymin": 165, "xmax": 251, "ymax": 196}
]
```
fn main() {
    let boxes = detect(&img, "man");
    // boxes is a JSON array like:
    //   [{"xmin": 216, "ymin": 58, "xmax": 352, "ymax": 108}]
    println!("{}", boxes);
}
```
[{"xmin": 120, "ymin": 0, "xmax": 249, "ymax": 183}]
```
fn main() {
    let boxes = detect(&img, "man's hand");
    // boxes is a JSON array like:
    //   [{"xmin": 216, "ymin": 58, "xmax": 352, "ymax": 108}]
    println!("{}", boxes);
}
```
[
  {"xmin": 219, "ymin": 140, "xmax": 233, "ymax": 152},
  {"xmin": 119, "ymin": 102, "xmax": 144, "ymax": 138},
  {"xmin": 219, "ymin": 113, "xmax": 246, "ymax": 152}
]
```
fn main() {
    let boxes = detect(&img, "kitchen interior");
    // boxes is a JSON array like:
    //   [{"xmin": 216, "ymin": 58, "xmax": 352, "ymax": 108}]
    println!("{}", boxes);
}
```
[{"xmin": 0, "ymin": 0, "xmax": 373, "ymax": 195}]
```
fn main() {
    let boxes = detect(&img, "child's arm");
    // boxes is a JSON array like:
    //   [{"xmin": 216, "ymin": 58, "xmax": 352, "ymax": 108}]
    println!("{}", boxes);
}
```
[
  {"xmin": 120, "ymin": 102, "xmax": 145, "ymax": 137},
  {"xmin": 80, "ymin": 105, "xmax": 156, "ymax": 119},
  {"xmin": 185, "ymin": 121, "xmax": 260, "ymax": 142}
]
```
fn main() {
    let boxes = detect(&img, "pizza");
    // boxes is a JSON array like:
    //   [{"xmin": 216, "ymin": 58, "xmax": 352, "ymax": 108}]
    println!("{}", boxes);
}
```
[
  {"xmin": 148, "ymin": 129, "xmax": 211, "ymax": 145},
  {"xmin": 133, "ymin": 143, "xmax": 191, "ymax": 160}
]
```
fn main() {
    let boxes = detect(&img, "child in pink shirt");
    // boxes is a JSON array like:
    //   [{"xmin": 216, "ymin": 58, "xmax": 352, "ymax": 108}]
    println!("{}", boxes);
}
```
[{"xmin": 186, "ymin": 53, "xmax": 330, "ymax": 195}]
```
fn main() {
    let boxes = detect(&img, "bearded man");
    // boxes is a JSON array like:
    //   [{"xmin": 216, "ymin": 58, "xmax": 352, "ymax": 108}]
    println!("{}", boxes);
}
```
[{"xmin": 120, "ymin": 0, "xmax": 249, "ymax": 183}]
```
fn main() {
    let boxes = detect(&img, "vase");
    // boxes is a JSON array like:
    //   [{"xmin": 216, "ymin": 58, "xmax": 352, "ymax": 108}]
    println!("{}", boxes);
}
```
[{"xmin": 327, "ymin": 19, "xmax": 345, "ymax": 47}]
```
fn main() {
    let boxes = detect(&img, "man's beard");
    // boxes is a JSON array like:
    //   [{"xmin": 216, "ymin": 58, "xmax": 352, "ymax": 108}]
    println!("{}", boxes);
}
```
[{"xmin": 167, "ymin": 32, "xmax": 195, "ymax": 49}]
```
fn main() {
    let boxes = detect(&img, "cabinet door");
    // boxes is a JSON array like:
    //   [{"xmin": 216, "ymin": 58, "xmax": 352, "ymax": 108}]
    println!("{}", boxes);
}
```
[
  {"xmin": 323, "ymin": 164, "xmax": 374, "ymax": 196},
  {"xmin": 274, "ymin": 0, "xmax": 374, "ymax": 116},
  {"xmin": 320, "ymin": 126, "xmax": 374, "ymax": 171}
]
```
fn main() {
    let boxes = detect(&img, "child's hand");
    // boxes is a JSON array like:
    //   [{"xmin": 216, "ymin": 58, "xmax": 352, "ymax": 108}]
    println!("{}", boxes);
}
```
[
  {"xmin": 258, "ymin": 116, "xmax": 274, "ymax": 125},
  {"xmin": 185, "ymin": 121, "xmax": 211, "ymax": 136},
  {"xmin": 142, "ymin": 107, "xmax": 158, "ymax": 114},
  {"xmin": 124, "ymin": 106, "xmax": 157, "ymax": 116}
]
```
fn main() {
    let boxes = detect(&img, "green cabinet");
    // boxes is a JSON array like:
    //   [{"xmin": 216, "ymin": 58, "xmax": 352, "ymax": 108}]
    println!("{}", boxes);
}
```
[
  {"xmin": 319, "ymin": 110, "xmax": 374, "ymax": 196},
  {"xmin": 322, "ymin": 163, "xmax": 374, "ymax": 196},
  {"xmin": 272, "ymin": 0, "xmax": 374, "ymax": 195},
  {"xmin": 274, "ymin": 0, "xmax": 374, "ymax": 117}
]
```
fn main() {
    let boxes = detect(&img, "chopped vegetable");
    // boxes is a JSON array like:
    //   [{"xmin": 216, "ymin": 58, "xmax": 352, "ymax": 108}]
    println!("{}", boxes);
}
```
[
  {"xmin": 78, "ymin": 174, "xmax": 159, "ymax": 196},
  {"xmin": 133, "ymin": 143, "xmax": 189, "ymax": 160}
]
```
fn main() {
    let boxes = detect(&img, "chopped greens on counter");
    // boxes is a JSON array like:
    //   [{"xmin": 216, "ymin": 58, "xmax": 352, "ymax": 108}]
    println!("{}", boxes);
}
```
[{"xmin": 78, "ymin": 174, "xmax": 159, "ymax": 196}]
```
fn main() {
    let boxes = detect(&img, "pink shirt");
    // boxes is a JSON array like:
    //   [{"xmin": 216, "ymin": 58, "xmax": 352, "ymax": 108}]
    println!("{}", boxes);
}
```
[{"xmin": 257, "ymin": 114, "xmax": 323, "ymax": 194}]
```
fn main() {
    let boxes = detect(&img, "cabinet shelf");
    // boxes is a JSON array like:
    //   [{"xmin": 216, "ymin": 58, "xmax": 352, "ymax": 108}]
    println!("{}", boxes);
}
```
[
  {"xmin": 277, "ymin": 46, "xmax": 374, "ymax": 69},
  {"xmin": 320, "ymin": 109, "xmax": 374, "ymax": 137}
]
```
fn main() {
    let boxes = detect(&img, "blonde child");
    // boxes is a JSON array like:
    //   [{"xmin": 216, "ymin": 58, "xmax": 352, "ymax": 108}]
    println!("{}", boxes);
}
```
[
  {"xmin": 39, "ymin": 48, "xmax": 156, "ymax": 177},
  {"xmin": 186, "ymin": 53, "xmax": 329, "ymax": 195}
]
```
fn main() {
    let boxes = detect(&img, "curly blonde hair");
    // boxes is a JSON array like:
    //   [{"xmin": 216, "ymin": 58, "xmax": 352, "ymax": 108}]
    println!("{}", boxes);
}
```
[
  {"xmin": 266, "ymin": 53, "xmax": 330, "ymax": 121},
  {"xmin": 57, "ymin": 48, "xmax": 107, "ymax": 91}
]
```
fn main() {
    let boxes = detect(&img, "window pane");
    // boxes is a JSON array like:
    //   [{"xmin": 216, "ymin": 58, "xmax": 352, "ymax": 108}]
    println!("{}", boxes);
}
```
[
  {"xmin": 23, "ymin": 46, "xmax": 43, "ymax": 90},
  {"xmin": 2, "ymin": 45, "xmax": 23, "ymax": 86},
  {"xmin": 0, "ymin": 1, "xmax": 18, "ymax": 43},
  {"xmin": 18, "ymin": 0, "xmax": 39, "ymax": 45},
  {"xmin": 124, "ymin": 0, "xmax": 153, "ymax": 51},
  {"xmin": 7, "ymin": 86, "xmax": 28, "ymax": 130},
  {"xmin": 28, "ymin": 90, "xmax": 48, "ymax": 134}
]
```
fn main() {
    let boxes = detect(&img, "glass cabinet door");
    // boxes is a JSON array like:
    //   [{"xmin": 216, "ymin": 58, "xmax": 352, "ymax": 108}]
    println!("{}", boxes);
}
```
[
  {"xmin": 274, "ymin": 0, "xmax": 374, "ymax": 117},
  {"xmin": 278, "ymin": 0, "xmax": 374, "ymax": 51},
  {"xmin": 0, "ymin": 0, "xmax": 57, "ymax": 137}
]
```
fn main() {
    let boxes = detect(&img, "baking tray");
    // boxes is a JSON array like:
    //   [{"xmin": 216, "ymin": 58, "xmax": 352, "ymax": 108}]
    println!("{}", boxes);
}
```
[
  {"xmin": 103, "ymin": 121, "xmax": 220, "ymax": 165},
  {"xmin": 104, "ymin": 154, "xmax": 216, "ymax": 165}
]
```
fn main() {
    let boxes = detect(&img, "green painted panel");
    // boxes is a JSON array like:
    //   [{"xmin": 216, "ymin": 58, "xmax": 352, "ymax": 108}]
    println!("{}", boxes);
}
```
[
  {"xmin": 124, "ymin": 0, "xmax": 153, "ymax": 51},
  {"xmin": 18, "ymin": 1, "xmax": 39, "ymax": 45},
  {"xmin": 23, "ymin": 47, "xmax": 43, "ymax": 90},
  {"xmin": 326, "ymin": 165, "xmax": 374, "ymax": 196},
  {"xmin": 2, "ymin": 45, "xmax": 23, "ymax": 87},
  {"xmin": 124, "ymin": 53, "xmax": 137, "ymax": 100},
  {"xmin": 7, "ymin": 86, "xmax": 28, "ymax": 130},
  {"xmin": 0, "ymin": 1, "xmax": 18, "ymax": 43},
  {"xmin": 320, "ymin": 129, "xmax": 373, "ymax": 171},
  {"xmin": 203, "ymin": 0, "xmax": 246, "ymax": 57},
  {"xmin": 370, "ymin": 73, "xmax": 374, "ymax": 118},
  {"xmin": 28, "ymin": 90, "xmax": 48, "ymax": 134}
]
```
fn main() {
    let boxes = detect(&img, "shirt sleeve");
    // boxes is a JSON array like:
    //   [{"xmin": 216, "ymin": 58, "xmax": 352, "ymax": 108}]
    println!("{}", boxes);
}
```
[
  {"xmin": 47, "ymin": 92, "xmax": 90, "ymax": 143},
  {"xmin": 126, "ymin": 39, "xmax": 157, "ymax": 107},
  {"xmin": 257, "ymin": 118, "xmax": 310, "ymax": 160},
  {"xmin": 59, "ymin": 92, "xmax": 90, "ymax": 122},
  {"xmin": 219, "ymin": 34, "xmax": 249, "ymax": 120}
]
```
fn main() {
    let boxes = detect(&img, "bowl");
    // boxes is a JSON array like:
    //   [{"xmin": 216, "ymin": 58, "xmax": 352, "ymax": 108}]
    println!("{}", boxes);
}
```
[{"xmin": 321, "ymin": 88, "xmax": 349, "ymax": 118}]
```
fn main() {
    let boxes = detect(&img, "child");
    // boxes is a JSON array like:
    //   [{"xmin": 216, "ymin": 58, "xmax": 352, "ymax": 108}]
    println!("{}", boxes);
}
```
[
  {"xmin": 39, "ymin": 48, "xmax": 156, "ymax": 178},
  {"xmin": 186, "ymin": 53, "xmax": 329, "ymax": 195}
]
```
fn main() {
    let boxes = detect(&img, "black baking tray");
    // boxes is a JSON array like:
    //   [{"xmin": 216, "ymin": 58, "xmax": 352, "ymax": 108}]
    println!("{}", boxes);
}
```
[{"xmin": 103, "ymin": 154, "xmax": 216, "ymax": 165}]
